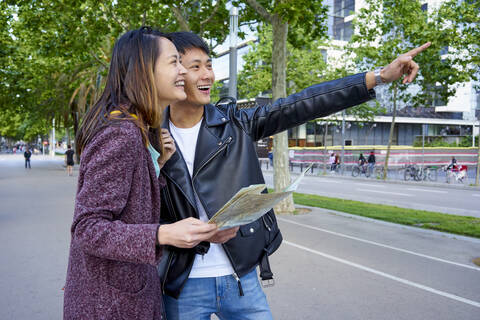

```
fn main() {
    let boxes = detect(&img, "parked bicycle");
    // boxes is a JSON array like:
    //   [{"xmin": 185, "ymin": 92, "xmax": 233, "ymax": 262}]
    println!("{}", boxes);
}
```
[
  {"xmin": 352, "ymin": 164, "xmax": 370, "ymax": 177},
  {"xmin": 416, "ymin": 166, "xmax": 438, "ymax": 182},
  {"xmin": 404, "ymin": 164, "xmax": 421, "ymax": 181},
  {"xmin": 403, "ymin": 164, "xmax": 438, "ymax": 182}
]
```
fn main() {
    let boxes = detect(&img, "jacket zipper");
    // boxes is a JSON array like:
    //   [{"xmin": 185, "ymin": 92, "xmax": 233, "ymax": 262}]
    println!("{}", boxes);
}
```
[
  {"xmin": 192, "ymin": 136, "xmax": 232, "ymax": 181},
  {"xmin": 190, "ymin": 136, "xmax": 246, "ymax": 295},
  {"xmin": 263, "ymin": 213, "xmax": 273, "ymax": 231}
]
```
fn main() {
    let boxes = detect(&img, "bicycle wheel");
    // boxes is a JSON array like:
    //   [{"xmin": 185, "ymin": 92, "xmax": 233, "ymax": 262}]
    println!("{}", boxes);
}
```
[
  {"xmin": 427, "ymin": 168, "xmax": 437, "ymax": 182},
  {"xmin": 352, "ymin": 166, "xmax": 360, "ymax": 177},
  {"xmin": 413, "ymin": 168, "xmax": 422, "ymax": 181},
  {"xmin": 404, "ymin": 168, "xmax": 412, "ymax": 181}
]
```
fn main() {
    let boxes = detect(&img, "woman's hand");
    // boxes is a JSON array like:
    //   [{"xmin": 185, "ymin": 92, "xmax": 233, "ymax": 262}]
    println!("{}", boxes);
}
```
[
  {"xmin": 159, "ymin": 128, "xmax": 176, "ymax": 168},
  {"xmin": 157, "ymin": 218, "xmax": 218, "ymax": 248}
]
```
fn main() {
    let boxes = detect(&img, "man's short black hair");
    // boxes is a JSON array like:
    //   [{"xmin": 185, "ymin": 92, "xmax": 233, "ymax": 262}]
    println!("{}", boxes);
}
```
[{"xmin": 168, "ymin": 32, "xmax": 210, "ymax": 56}]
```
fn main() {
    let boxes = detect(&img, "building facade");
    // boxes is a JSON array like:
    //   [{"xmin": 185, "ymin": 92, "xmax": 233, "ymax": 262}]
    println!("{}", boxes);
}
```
[{"xmin": 213, "ymin": 0, "xmax": 480, "ymax": 148}]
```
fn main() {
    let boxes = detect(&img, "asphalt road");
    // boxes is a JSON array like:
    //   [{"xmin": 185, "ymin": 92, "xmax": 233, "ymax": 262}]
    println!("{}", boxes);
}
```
[
  {"xmin": 1, "ymin": 155, "xmax": 479, "ymax": 320},
  {"xmin": 262, "ymin": 170, "xmax": 480, "ymax": 218},
  {"xmin": 268, "ymin": 211, "xmax": 480, "ymax": 320}
]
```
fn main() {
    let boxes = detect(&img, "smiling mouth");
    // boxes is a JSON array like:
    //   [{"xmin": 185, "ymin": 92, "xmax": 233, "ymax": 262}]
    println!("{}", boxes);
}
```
[
  {"xmin": 197, "ymin": 85, "xmax": 211, "ymax": 92},
  {"xmin": 175, "ymin": 80, "xmax": 185, "ymax": 87}
]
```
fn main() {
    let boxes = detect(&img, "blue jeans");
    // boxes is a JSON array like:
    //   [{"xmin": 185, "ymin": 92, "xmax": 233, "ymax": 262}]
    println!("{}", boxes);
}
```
[{"xmin": 164, "ymin": 269, "xmax": 273, "ymax": 320}]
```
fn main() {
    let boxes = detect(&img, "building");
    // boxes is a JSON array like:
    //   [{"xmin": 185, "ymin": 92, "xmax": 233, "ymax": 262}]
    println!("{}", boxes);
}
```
[{"xmin": 213, "ymin": 0, "xmax": 480, "ymax": 148}]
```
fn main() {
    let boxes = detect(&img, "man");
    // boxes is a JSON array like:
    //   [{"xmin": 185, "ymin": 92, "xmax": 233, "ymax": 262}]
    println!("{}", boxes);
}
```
[
  {"xmin": 24, "ymin": 146, "xmax": 32, "ymax": 169},
  {"xmin": 367, "ymin": 150, "xmax": 376, "ymax": 175},
  {"xmin": 160, "ymin": 31, "xmax": 429, "ymax": 319},
  {"xmin": 65, "ymin": 145, "xmax": 75, "ymax": 176},
  {"xmin": 447, "ymin": 156, "xmax": 457, "ymax": 170}
]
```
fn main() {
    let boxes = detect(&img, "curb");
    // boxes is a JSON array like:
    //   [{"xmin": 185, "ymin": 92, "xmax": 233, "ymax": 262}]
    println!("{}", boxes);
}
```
[{"xmin": 293, "ymin": 204, "xmax": 480, "ymax": 244}]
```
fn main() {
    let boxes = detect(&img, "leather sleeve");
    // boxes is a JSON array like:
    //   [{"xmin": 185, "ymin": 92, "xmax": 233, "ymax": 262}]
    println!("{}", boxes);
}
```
[{"xmin": 229, "ymin": 72, "xmax": 375, "ymax": 141}]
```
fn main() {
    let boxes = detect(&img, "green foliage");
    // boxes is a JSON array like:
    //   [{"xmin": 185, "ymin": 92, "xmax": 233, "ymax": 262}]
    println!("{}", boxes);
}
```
[
  {"xmin": 349, "ymin": 0, "xmax": 480, "ymax": 107},
  {"xmin": 236, "ymin": 0, "xmax": 328, "ymax": 47},
  {"xmin": 1, "ymin": 0, "xmax": 238, "ymax": 143},
  {"xmin": 413, "ymin": 136, "xmax": 479, "ymax": 147}
]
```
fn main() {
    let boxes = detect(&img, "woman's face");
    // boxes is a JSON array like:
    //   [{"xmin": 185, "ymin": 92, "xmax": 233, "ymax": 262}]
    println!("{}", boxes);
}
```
[{"xmin": 154, "ymin": 38, "xmax": 187, "ymax": 108}]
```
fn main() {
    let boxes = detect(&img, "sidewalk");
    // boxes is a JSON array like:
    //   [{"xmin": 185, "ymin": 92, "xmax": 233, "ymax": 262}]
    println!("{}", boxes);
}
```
[{"xmin": 0, "ymin": 155, "xmax": 76, "ymax": 319}]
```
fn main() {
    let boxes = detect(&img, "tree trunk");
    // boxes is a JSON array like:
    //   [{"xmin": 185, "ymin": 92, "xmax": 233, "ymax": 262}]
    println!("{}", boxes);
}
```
[
  {"xmin": 71, "ymin": 104, "xmax": 80, "ymax": 163},
  {"xmin": 476, "ymin": 122, "xmax": 480, "ymax": 186},
  {"xmin": 271, "ymin": 17, "xmax": 295, "ymax": 213},
  {"xmin": 383, "ymin": 84, "xmax": 397, "ymax": 180}
]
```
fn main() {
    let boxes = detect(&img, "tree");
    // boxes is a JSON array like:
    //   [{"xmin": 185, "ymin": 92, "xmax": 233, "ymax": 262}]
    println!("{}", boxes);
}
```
[
  {"xmin": 349, "ymin": 0, "xmax": 480, "ymax": 179},
  {"xmin": 241, "ymin": 0, "xmax": 328, "ymax": 213},
  {"xmin": 2, "ymin": 0, "xmax": 247, "ymax": 148},
  {"xmin": 237, "ymin": 25, "xmax": 329, "ymax": 99}
]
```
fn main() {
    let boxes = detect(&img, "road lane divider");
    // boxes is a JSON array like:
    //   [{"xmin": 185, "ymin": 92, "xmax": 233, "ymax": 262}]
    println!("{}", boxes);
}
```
[
  {"xmin": 406, "ymin": 188, "xmax": 448, "ymax": 194},
  {"xmin": 278, "ymin": 218, "xmax": 480, "ymax": 271},
  {"xmin": 284, "ymin": 240, "xmax": 480, "ymax": 308},
  {"xmin": 357, "ymin": 188, "xmax": 412, "ymax": 196}
]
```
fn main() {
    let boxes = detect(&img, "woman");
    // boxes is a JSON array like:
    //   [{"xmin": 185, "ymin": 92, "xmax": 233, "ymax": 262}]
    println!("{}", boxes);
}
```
[{"xmin": 64, "ymin": 27, "xmax": 218, "ymax": 320}]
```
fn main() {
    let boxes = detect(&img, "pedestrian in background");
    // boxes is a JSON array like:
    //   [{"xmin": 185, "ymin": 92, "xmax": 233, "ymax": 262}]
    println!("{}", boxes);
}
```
[
  {"xmin": 64, "ymin": 145, "xmax": 75, "ymax": 176},
  {"xmin": 367, "ymin": 150, "xmax": 376, "ymax": 175},
  {"xmin": 24, "ymin": 146, "xmax": 32, "ymax": 169},
  {"xmin": 330, "ymin": 152, "xmax": 336, "ymax": 171}
]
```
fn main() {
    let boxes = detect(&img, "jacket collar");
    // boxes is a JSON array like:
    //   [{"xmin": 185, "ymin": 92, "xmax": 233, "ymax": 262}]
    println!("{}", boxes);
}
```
[
  {"xmin": 203, "ymin": 104, "xmax": 230, "ymax": 127},
  {"xmin": 161, "ymin": 104, "xmax": 229, "ymax": 129}
]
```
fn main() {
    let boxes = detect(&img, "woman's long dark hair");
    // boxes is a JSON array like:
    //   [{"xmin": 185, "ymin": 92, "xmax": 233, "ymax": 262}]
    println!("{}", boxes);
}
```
[{"xmin": 76, "ymin": 27, "xmax": 168, "ymax": 161}]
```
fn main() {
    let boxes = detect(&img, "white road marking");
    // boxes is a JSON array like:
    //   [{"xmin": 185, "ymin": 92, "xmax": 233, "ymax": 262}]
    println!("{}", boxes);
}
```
[
  {"xmin": 278, "ymin": 218, "xmax": 480, "ymax": 271},
  {"xmin": 355, "ymin": 183, "xmax": 376, "ymax": 187},
  {"xmin": 472, "ymin": 194, "xmax": 480, "ymax": 197},
  {"xmin": 358, "ymin": 188, "xmax": 412, "ymax": 196},
  {"xmin": 284, "ymin": 240, "xmax": 480, "ymax": 308},
  {"xmin": 407, "ymin": 188, "xmax": 448, "ymax": 194}
]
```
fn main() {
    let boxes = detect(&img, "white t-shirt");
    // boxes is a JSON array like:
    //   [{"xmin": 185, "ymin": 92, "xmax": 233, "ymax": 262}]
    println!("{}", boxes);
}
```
[{"xmin": 169, "ymin": 119, "xmax": 234, "ymax": 278}]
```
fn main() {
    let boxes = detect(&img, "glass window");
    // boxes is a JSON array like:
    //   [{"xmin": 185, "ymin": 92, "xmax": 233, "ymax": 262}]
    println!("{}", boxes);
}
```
[
  {"xmin": 334, "ymin": 0, "xmax": 355, "ymax": 17},
  {"xmin": 333, "ymin": 18, "xmax": 353, "ymax": 41},
  {"xmin": 476, "ymin": 88, "xmax": 480, "ymax": 109}
]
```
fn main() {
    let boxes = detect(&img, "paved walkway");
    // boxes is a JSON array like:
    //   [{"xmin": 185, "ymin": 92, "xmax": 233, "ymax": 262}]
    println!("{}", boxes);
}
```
[
  {"xmin": 0, "ymin": 155, "xmax": 75, "ymax": 319},
  {"xmin": 1, "ymin": 155, "xmax": 479, "ymax": 319}
]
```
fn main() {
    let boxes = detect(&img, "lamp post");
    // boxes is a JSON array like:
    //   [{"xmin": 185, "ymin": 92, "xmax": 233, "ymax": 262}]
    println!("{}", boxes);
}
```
[
  {"xmin": 229, "ymin": 7, "xmax": 238, "ymax": 99},
  {"xmin": 422, "ymin": 123, "xmax": 425, "ymax": 169},
  {"xmin": 340, "ymin": 110, "xmax": 346, "ymax": 174},
  {"xmin": 51, "ymin": 118, "xmax": 55, "ymax": 157}
]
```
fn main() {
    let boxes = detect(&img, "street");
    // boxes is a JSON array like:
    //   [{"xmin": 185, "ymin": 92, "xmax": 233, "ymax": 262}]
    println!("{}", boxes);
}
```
[
  {"xmin": 262, "ymin": 171, "xmax": 480, "ymax": 218},
  {"xmin": 1, "ymin": 155, "xmax": 479, "ymax": 319}
]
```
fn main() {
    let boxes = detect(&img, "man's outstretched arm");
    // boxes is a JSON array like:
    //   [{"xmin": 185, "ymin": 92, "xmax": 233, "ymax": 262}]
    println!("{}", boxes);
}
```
[{"xmin": 230, "ymin": 42, "xmax": 431, "ymax": 141}]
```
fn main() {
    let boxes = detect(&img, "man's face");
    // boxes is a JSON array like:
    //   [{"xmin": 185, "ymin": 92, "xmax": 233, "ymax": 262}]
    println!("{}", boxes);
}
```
[{"xmin": 180, "ymin": 48, "xmax": 215, "ymax": 107}]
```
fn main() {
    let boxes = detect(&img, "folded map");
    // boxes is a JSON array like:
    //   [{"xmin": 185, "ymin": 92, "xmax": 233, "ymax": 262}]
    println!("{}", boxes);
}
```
[{"xmin": 208, "ymin": 164, "xmax": 313, "ymax": 229}]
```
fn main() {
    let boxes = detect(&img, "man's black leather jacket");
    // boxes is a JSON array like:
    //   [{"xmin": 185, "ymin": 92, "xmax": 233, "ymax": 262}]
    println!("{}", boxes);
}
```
[{"xmin": 159, "ymin": 72, "xmax": 375, "ymax": 299}]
